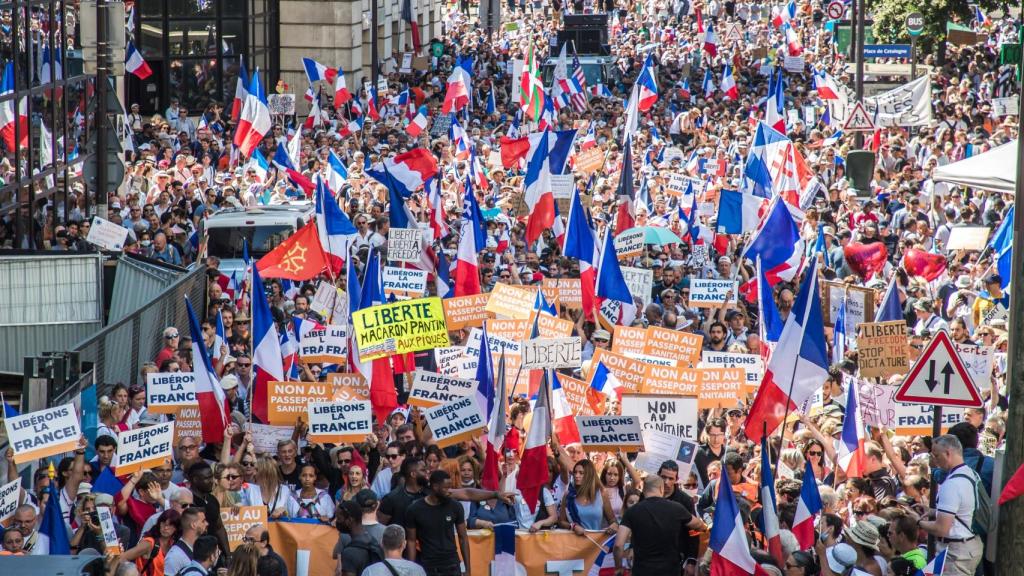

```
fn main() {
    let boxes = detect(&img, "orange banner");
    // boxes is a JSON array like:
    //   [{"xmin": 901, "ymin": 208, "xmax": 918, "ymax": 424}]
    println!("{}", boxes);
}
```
[
  {"xmin": 485, "ymin": 283, "xmax": 538, "ymax": 319},
  {"xmin": 590, "ymin": 349, "xmax": 646, "ymax": 394},
  {"xmin": 640, "ymin": 364, "xmax": 701, "ymax": 396},
  {"xmin": 611, "ymin": 326, "xmax": 647, "ymax": 355},
  {"xmin": 697, "ymin": 367, "xmax": 745, "ymax": 410},
  {"xmin": 267, "ymin": 381, "xmax": 334, "ymax": 425},
  {"xmin": 643, "ymin": 326, "xmax": 703, "ymax": 365},
  {"xmin": 541, "ymin": 278, "xmax": 583, "ymax": 309},
  {"xmin": 443, "ymin": 293, "xmax": 490, "ymax": 330}
]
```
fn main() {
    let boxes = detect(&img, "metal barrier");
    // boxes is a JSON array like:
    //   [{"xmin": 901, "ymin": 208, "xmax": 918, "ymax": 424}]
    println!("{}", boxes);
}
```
[{"xmin": 50, "ymin": 264, "xmax": 208, "ymax": 406}]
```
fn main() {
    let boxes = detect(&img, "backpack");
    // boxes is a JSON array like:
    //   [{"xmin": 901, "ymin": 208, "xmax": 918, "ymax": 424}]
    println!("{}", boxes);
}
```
[
  {"xmin": 949, "ymin": 459, "xmax": 991, "ymax": 537},
  {"xmin": 347, "ymin": 537, "xmax": 387, "ymax": 569}
]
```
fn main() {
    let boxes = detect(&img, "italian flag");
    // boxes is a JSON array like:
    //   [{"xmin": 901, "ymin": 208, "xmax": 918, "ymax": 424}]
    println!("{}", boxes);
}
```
[{"xmin": 520, "ymin": 44, "xmax": 544, "ymax": 121}]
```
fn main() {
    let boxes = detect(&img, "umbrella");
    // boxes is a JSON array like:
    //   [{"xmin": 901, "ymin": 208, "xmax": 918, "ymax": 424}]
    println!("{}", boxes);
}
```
[{"xmin": 622, "ymin": 226, "xmax": 685, "ymax": 246}]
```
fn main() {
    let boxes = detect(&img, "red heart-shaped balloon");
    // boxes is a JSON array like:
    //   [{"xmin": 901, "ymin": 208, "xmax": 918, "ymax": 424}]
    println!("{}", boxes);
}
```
[{"xmin": 843, "ymin": 241, "xmax": 889, "ymax": 279}]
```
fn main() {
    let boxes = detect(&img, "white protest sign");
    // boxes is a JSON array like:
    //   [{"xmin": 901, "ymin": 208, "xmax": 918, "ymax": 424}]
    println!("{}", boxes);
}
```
[
  {"xmin": 688, "ymin": 278, "xmax": 737, "ymax": 307},
  {"xmin": 862, "ymin": 75, "xmax": 932, "ymax": 127},
  {"xmin": 299, "ymin": 325, "xmax": 348, "ymax": 364},
  {"xmin": 114, "ymin": 421, "xmax": 175, "ymax": 475},
  {"xmin": 467, "ymin": 327, "xmax": 521, "ymax": 356},
  {"xmin": 783, "ymin": 55, "xmax": 805, "ymax": 73},
  {"xmin": 0, "ymin": 479, "xmax": 20, "ymax": 526},
  {"xmin": 699, "ymin": 351, "xmax": 763, "ymax": 391},
  {"xmin": 621, "ymin": 266, "xmax": 654, "ymax": 308},
  {"xmin": 146, "ymin": 372, "xmax": 196, "ymax": 414},
  {"xmin": 992, "ymin": 96, "xmax": 1019, "ymax": 118},
  {"xmin": 382, "ymin": 267, "xmax": 428, "ymax": 299},
  {"xmin": 86, "ymin": 216, "xmax": 130, "ymax": 251},
  {"xmin": 954, "ymin": 343, "xmax": 994, "ymax": 390},
  {"xmin": 855, "ymin": 380, "xmax": 897, "ymax": 429},
  {"xmin": 5, "ymin": 404, "xmax": 82, "ymax": 464},
  {"xmin": 307, "ymin": 401, "xmax": 372, "ymax": 443},
  {"xmin": 894, "ymin": 401, "xmax": 965, "ymax": 436},
  {"xmin": 551, "ymin": 174, "xmax": 575, "ymax": 199},
  {"xmin": 576, "ymin": 416, "xmax": 645, "ymax": 451},
  {"xmin": 634, "ymin": 429, "xmax": 697, "ymax": 480},
  {"xmin": 408, "ymin": 370, "xmax": 477, "ymax": 407},
  {"xmin": 521, "ymin": 337, "xmax": 582, "ymax": 369},
  {"xmin": 623, "ymin": 352, "xmax": 679, "ymax": 367},
  {"xmin": 425, "ymin": 396, "xmax": 487, "ymax": 448},
  {"xmin": 387, "ymin": 228, "xmax": 424, "ymax": 263},
  {"xmin": 614, "ymin": 228, "xmax": 645, "ymax": 259},
  {"xmin": 309, "ymin": 282, "xmax": 338, "ymax": 319},
  {"xmin": 435, "ymin": 346, "xmax": 468, "ymax": 377},
  {"xmin": 620, "ymin": 394, "xmax": 699, "ymax": 441},
  {"xmin": 246, "ymin": 423, "xmax": 295, "ymax": 454},
  {"xmin": 98, "ymin": 506, "xmax": 123, "ymax": 555}
]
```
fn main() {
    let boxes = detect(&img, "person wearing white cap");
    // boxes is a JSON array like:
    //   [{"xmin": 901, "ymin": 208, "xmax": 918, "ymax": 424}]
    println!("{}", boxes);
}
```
[{"xmin": 816, "ymin": 542, "xmax": 858, "ymax": 576}]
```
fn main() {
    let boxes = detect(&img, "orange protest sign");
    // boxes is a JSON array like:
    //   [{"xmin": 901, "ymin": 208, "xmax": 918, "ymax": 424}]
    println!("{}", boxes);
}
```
[
  {"xmin": 173, "ymin": 406, "xmax": 203, "ymax": 446},
  {"xmin": 697, "ymin": 367, "xmax": 745, "ymax": 410},
  {"xmin": 643, "ymin": 326, "xmax": 703, "ymax": 364},
  {"xmin": 556, "ymin": 374, "xmax": 593, "ymax": 416},
  {"xmin": 222, "ymin": 506, "xmax": 268, "ymax": 551},
  {"xmin": 541, "ymin": 278, "xmax": 583, "ymax": 309},
  {"xmin": 443, "ymin": 294, "xmax": 490, "ymax": 330},
  {"xmin": 487, "ymin": 318, "xmax": 530, "ymax": 341},
  {"xmin": 574, "ymin": 147, "xmax": 605, "ymax": 175},
  {"xmin": 612, "ymin": 326, "xmax": 647, "ymax": 355},
  {"xmin": 640, "ymin": 364, "xmax": 701, "ymax": 396},
  {"xmin": 267, "ymin": 381, "xmax": 334, "ymax": 425},
  {"xmin": 590, "ymin": 349, "xmax": 647, "ymax": 394},
  {"xmin": 526, "ymin": 312, "xmax": 574, "ymax": 338},
  {"xmin": 327, "ymin": 372, "xmax": 369, "ymax": 402},
  {"xmin": 485, "ymin": 283, "xmax": 537, "ymax": 319}
]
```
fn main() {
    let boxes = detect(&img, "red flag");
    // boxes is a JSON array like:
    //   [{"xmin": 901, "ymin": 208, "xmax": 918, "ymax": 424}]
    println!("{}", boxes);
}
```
[
  {"xmin": 1000, "ymin": 462, "xmax": 1024, "ymax": 504},
  {"xmin": 499, "ymin": 136, "xmax": 531, "ymax": 169},
  {"xmin": 903, "ymin": 248, "xmax": 947, "ymax": 281},
  {"xmin": 370, "ymin": 358, "xmax": 398, "ymax": 424},
  {"xmin": 256, "ymin": 221, "xmax": 328, "ymax": 280},
  {"xmin": 843, "ymin": 242, "xmax": 888, "ymax": 279}
]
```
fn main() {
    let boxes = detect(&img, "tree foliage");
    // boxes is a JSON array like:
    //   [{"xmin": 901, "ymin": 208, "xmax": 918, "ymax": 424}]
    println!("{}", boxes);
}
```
[{"xmin": 871, "ymin": 0, "xmax": 1011, "ymax": 57}]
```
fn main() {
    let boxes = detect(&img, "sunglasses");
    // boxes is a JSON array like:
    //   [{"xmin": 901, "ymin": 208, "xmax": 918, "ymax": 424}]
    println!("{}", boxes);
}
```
[
  {"xmin": 338, "ymin": 459, "xmax": 352, "ymax": 465},
  {"xmin": 223, "ymin": 474, "xmax": 240, "ymax": 481},
  {"xmin": 180, "ymin": 444, "xmax": 198, "ymax": 451},
  {"xmin": 386, "ymin": 453, "xmax": 400, "ymax": 459},
  {"xmin": 241, "ymin": 461, "xmax": 255, "ymax": 467},
  {"xmin": 807, "ymin": 451, "xmax": 822, "ymax": 456},
  {"xmin": 854, "ymin": 510, "xmax": 868, "ymax": 517},
  {"xmin": 237, "ymin": 362, "xmax": 252, "ymax": 367},
  {"xmin": 165, "ymin": 334, "xmax": 179, "ymax": 339}
]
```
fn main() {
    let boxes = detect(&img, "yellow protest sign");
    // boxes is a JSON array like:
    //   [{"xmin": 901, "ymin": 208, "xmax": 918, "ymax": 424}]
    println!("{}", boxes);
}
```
[{"xmin": 351, "ymin": 296, "xmax": 450, "ymax": 361}]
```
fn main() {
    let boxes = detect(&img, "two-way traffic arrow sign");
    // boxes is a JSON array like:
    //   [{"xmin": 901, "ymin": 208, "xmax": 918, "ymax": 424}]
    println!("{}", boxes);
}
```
[{"xmin": 895, "ymin": 330, "xmax": 984, "ymax": 408}]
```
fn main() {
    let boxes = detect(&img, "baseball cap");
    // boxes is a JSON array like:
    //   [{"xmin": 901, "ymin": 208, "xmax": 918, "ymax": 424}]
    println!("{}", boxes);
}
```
[
  {"xmin": 354, "ymin": 489, "xmax": 378, "ymax": 508},
  {"xmin": 220, "ymin": 374, "xmax": 240, "ymax": 390}
]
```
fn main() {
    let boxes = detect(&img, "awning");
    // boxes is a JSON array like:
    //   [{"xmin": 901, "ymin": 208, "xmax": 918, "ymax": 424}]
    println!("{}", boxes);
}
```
[{"xmin": 931, "ymin": 141, "xmax": 1017, "ymax": 195}]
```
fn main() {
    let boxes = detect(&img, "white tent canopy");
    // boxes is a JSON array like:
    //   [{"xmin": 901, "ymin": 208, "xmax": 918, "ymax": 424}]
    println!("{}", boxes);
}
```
[{"xmin": 932, "ymin": 141, "xmax": 1017, "ymax": 195}]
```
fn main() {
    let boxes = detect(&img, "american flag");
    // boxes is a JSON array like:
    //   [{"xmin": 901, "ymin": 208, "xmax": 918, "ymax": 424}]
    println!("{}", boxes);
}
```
[{"xmin": 569, "ymin": 53, "xmax": 589, "ymax": 112}]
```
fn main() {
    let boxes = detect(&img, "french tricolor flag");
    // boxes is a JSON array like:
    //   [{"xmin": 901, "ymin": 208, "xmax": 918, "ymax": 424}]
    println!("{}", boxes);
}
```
[
  {"xmin": 710, "ymin": 461, "xmax": 769, "ymax": 576},
  {"xmin": 233, "ymin": 68, "xmax": 272, "ymax": 158},
  {"xmin": 721, "ymin": 64, "xmax": 739, "ymax": 100},
  {"xmin": 702, "ymin": 68, "xmax": 716, "ymax": 98},
  {"xmin": 326, "ymin": 150, "xmax": 348, "ymax": 193},
  {"xmin": 551, "ymin": 372, "xmax": 581, "ymax": 444},
  {"xmin": 791, "ymin": 459, "xmax": 823, "ymax": 550},
  {"xmin": 837, "ymin": 376, "xmax": 867, "ymax": 477},
  {"xmin": 759, "ymin": 437, "xmax": 784, "ymax": 567},
  {"xmin": 636, "ymin": 54, "xmax": 658, "ymax": 112},
  {"xmin": 185, "ymin": 297, "xmax": 228, "ymax": 442},
  {"xmin": 442, "ymin": 67, "xmax": 470, "ymax": 115},
  {"xmin": 231, "ymin": 56, "xmax": 248, "ymax": 122},
  {"xmin": 772, "ymin": 0, "xmax": 796, "ymax": 28},
  {"xmin": 334, "ymin": 67, "xmax": 352, "ymax": 104},
  {"xmin": 678, "ymin": 77, "xmax": 691, "ymax": 100},
  {"xmin": 406, "ymin": 110, "xmax": 429, "ymax": 138},
  {"xmin": 562, "ymin": 186, "xmax": 598, "ymax": 319},
  {"xmin": 246, "ymin": 148, "xmax": 270, "ymax": 182},
  {"xmin": 250, "ymin": 263, "xmax": 284, "ymax": 424},
  {"xmin": 924, "ymin": 550, "xmax": 948, "ymax": 576},
  {"xmin": 482, "ymin": 341, "xmax": 506, "ymax": 491},
  {"xmin": 493, "ymin": 524, "xmax": 516, "ymax": 574},
  {"xmin": 524, "ymin": 130, "xmax": 554, "ymax": 246},
  {"xmin": 315, "ymin": 176, "xmax": 357, "ymax": 274},
  {"xmin": 517, "ymin": 370, "xmax": 551, "ymax": 513},
  {"xmin": 454, "ymin": 182, "xmax": 483, "ymax": 296},
  {"xmin": 125, "ymin": 40, "xmax": 152, "ymax": 80},
  {"xmin": 587, "ymin": 361, "xmax": 623, "ymax": 406},
  {"xmin": 301, "ymin": 57, "xmax": 337, "ymax": 85},
  {"xmin": 426, "ymin": 175, "xmax": 445, "ymax": 240},
  {"xmin": 785, "ymin": 24, "xmax": 804, "ymax": 56},
  {"xmin": 717, "ymin": 189, "xmax": 766, "ymax": 234},
  {"xmin": 368, "ymin": 148, "xmax": 438, "ymax": 197},
  {"xmin": 703, "ymin": 22, "xmax": 718, "ymax": 57},
  {"xmin": 814, "ymin": 70, "xmax": 841, "ymax": 100},
  {"xmin": 595, "ymin": 226, "xmax": 637, "ymax": 326}
]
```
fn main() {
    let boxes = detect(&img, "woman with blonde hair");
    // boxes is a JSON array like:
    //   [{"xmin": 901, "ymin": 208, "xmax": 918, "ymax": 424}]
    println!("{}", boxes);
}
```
[
  {"xmin": 340, "ymin": 458, "xmax": 369, "ymax": 502},
  {"xmin": 254, "ymin": 456, "xmax": 298, "ymax": 518},
  {"xmin": 213, "ymin": 463, "xmax": 244, "ymax": 508},
  {"xmin": 558, "ymin": 459, "xmax": 618, "ymax": 536},
  {"xmin": 96, "ymin": 399, "xmax": 127, "ymax": 440},
  {"xmin": 226, "ymin": 542, "xmax": 260, "ymax": 576}
]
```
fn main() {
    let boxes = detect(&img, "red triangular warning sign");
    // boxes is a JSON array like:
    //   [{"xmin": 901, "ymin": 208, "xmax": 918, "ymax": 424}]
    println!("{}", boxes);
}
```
[
  {"xmin": 843, "ymin": 101, "xmax": 876, "ymax": 132},
  {"xmin": 895, "ymin": 330, "xmax": 984, "ymax": 408}
]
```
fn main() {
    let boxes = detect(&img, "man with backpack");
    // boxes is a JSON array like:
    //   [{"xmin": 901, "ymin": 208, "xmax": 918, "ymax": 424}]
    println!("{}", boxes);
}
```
[
  {"xmin": 919, "ymin": 435, "xmax": 985, "ymax": 576},
  {"xmin": 164, "ymin": 507, "xmax": 207, "ymax": 576},
  {"xmin": 174, "ymin": 535, "xmax": 219, "ymax": 576},
  {"xmin": 360, "ymin": 525, "xmax": 425, "ymax": 576},
  {"xmin": 337, "ymin": 500, "xmax": 387, "ymax": 576}
]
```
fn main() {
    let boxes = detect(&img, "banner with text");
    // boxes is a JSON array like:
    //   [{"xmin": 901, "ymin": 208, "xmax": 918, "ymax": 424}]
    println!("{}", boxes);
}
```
[
  {"xmin": 307, "ymin": 401, "xmax": 372, "ymax": 443},
  {"xmin": 146, "ymin": 372, "xmax": 196, "ymax": 414},
  {"xmin": 352, "ymin": 297, "xmax": 450, "ymax": 360},
  {"xmin": 5, "ymin": 404, "xmax": 82, "ymax": 464},
  {"xmin": 114, "ymin": 421, "xmax": 174, "ymax": 475},
  {"xmin": 425, "ymin": 397, "xmax": 487, "ymax": 448},
  {"xmin": 576, "ymin": 416, "xmax": 644, "ymax": 451},
  {"xmin": 408, "ymin": 371, "xmax": 477, "ymax": 407},
  {"xmin": 299, "ymin": 325, "xmax": 348, "ymax": 364}
]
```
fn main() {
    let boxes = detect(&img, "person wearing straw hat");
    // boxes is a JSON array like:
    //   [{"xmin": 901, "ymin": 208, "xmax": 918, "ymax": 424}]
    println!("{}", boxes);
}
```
[{"xmin": 841, "ymin": 520, "xmax": 885, "ymax": 575}]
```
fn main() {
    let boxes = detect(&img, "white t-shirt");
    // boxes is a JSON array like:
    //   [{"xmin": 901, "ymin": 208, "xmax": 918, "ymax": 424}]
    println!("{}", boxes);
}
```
[
  {"xmin": 361, "ymin": 559, "xmax": 427, "ymax": 576},
  {"xmin": 937, "ymin": 464, "xmax": 979, "ymax": 540}
]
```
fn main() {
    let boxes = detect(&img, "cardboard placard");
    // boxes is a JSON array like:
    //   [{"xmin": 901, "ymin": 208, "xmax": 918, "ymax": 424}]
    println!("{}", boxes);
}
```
[
  {"xmin": 309, "ymin": 282, "xmax": 338, "ymax": 320},
  {"xmin": 486, "ymin": 318, "xmax": 531, "ymax": 342},
  {"xmin": 955, "ymin": 343, "xmax": 994, "ymax": 390},
  {"xmin": 246, "ymin": 423, "xmax": 295, "ymax": 454},
  {"xmin": 382, "ymin": 267, "xmax": 428, "ymax": 299},
  {"xmin": 992, "ymin": 96, "xmax": 1019, "ymax": 118},
  {"xmin": 688, "ymin": 278, "xmax": 737, "ymax": 307},
  {"xmin": 387, "ymin": 228, "xmax": 424, "ymax": 263},
  {"xmin": 443, "ymin": 294, "xmax": 490, "ymax": 330},
  {"xmin": 574, "ymin": 147, "xmax": 605, "ymax": 175},
  {"xmin": 485, "ymin": 283, "xmax": 537, "ymax": 319},
  {"xmin": 575, "ymin": 416, "xmax": 644, "ymax": 451},
  {"xmin": 307, "ymin": 401, "xmax": 372, "ymax": 443},
  {"xmin": 327, "ymin": 373, "xmax": 370, "ymax": 402},
  {"xmin": 267, "ymin": 381, "xmax": 334, "ymax": 425},
  {"xmin": 114, "ymin": 422, "xmax": 175, "ymax": 475},
  {"xmin": 945, "ymin": 226, "xmax": 991, "ymax": 251},
  {"xmin": 620, "ymin": 394, "xmax": 699, "ymax": 440},
  {"xmin": 611, "ymin": 326, "xmax": 647, "ymax": 355},
  {"xmin": 86, "ymin": 216, "xmax": 129, "ymax": 251},
  {"xmin": 784, "ymin": 54, "xmax": 805, "ymax": 73},
  {"xmin": 172, "ymin": 406, "xmax": 203, "ymax": 446},
  {"xmin": 822, "ymin": 281, "xmax": 875, "ymax": 329},
  {"xmin": 222, "ymin": 506, "xmax": 269, "ymax": 551},
  {"xmin": 590, "ymin": 349, "xmax": 648, "ymax": 394},
  {"xmin": 857, "ymin": 321, "xmax": 910, "ymax": 378},
  {"xmin": 854, "ymin": 380, "xmax": 897, "ymax": 429},
  {"xmin": 621, "ymin": 267, "xmax": 654, "ymax": 308},
  {"xmin": 5, "ymin": 404, "xmax": 82, "ymax": 464},
  {"xmin": 697, "ymin": 368, "xmax": 745, "ymax": 410},
  {"xmin": 435, "ymin": 346, "xmax": 469, "ymax": 377},
  {"xmin": 640, "ymin": 364, "xmax": 701, "ymax": 396},
  {"xmin": 555, "ymin": 373, "xmax": 593, "ymax": 416},
  {"xmin": 425, "ymin": 396, "xmax": 486, "ymax": 448},
  {"xmin": 634, "ymin": 430, "xmax": 697, "ymax": 480},
  {"xmin": 299, "ymin": 325, "xmax": 348, "ymax": 364},
  {"xmin": 551, "ymin": 174, "xmax": 575, "ymax": 199},
  {"xmin": 700, "ymin": 351, "xmax": 764, "ymax": 392},
  {"xmin": 541, "ymin": 278, "xmax": 582, "ymax": 309},
  {"xmin": 521, "ymin": 337, "xmax": 582, "ymax": 369},
  {"xmin": 98, "ymin": 506, "xmax": 123, "ymax": 555},
  {"xmin": 352, "ymin": 297, "xmax": 450, "ymax": 361},
  {"xmin": 614, "ymin": 228, "xmax": 646, "ymax": 259},
  {"xmin": 0, "ymin": 479, "xmax": 21, "ymax": 526},
  {"xmin": 146, "ymin": 372, "xmax": 196, "ymax": 414},
  {"xmin": 408, "ymin": 370, "xmax": 477, "ymax": 407},
  {"xmin": 642, "ymin": 326, "xmax": 703, "ymax": 365}
]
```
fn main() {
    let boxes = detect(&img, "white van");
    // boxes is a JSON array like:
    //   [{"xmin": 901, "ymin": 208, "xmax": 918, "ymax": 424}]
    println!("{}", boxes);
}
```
[{"xmin": 203, "ymin": 203, "xmax": 314, "ymax": 278}]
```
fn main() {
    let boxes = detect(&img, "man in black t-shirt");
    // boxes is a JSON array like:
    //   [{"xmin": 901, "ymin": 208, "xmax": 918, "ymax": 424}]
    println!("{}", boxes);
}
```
[
  {"xmin": 614, "ymin": 475, "xmax": 705, "ymax": 576},
  {"xmin": 187, "ymin": 461, "xmax": 230, "ymax": 559},
  {"xmin": 336, "ymin": 500, "xmax": 385, "ymax": 576},
  {"xmin": 405, "ymin": 470, "xmax": 469, "ymax": 576},
  {"xmin": 657, "ymin": 460, "xmax": 701, "ymax": 562}
]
